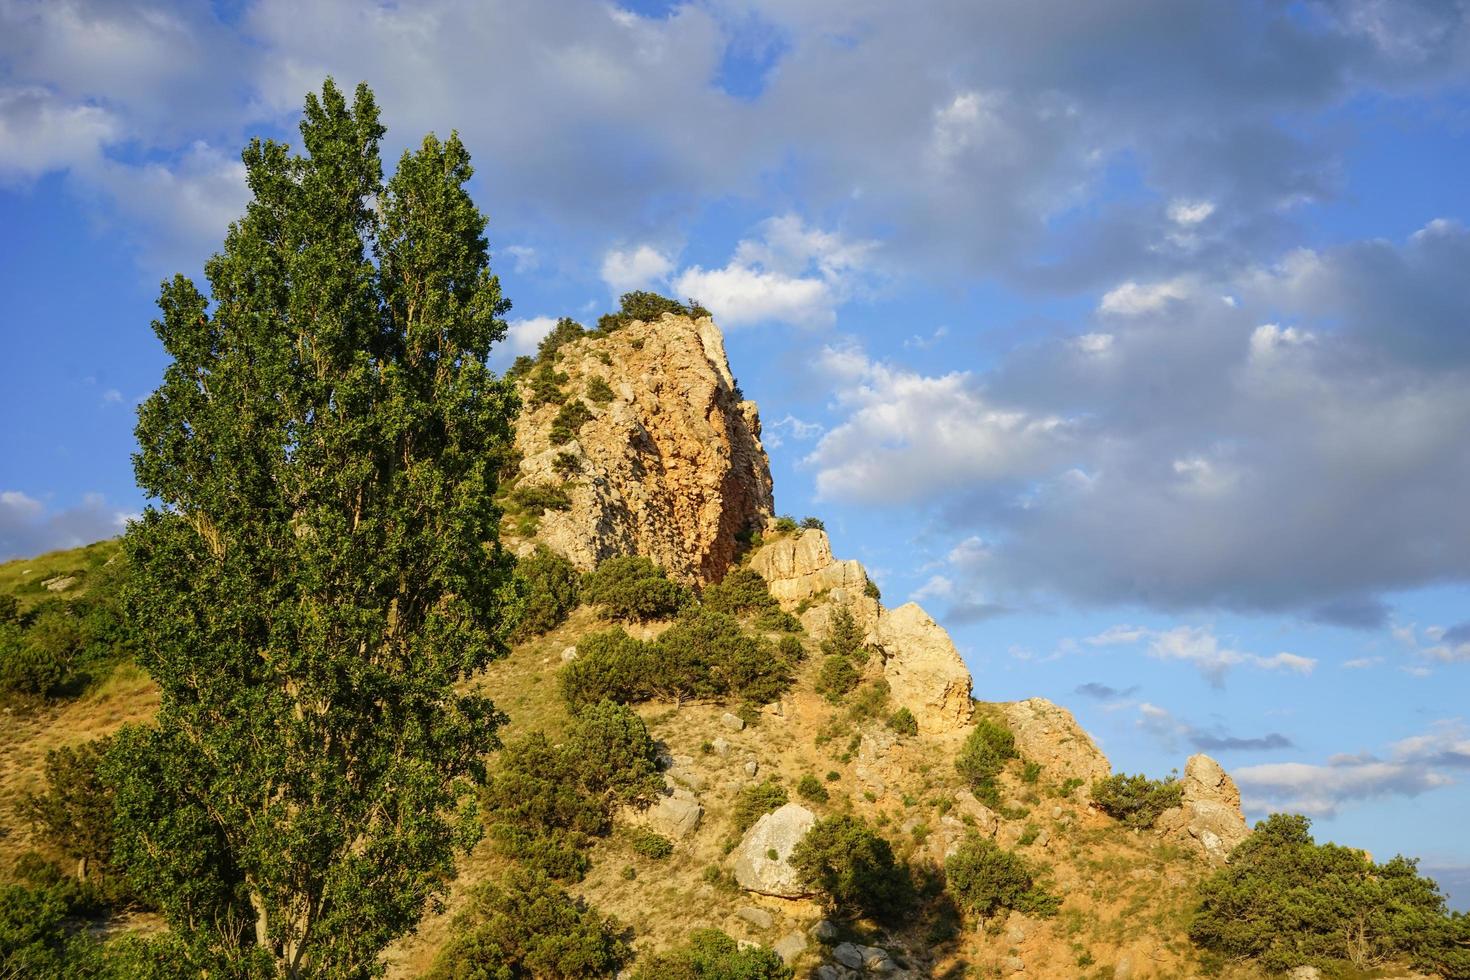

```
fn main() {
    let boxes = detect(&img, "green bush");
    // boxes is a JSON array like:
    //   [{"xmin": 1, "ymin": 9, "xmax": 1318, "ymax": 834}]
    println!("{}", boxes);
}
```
[
  {"xmin": 553, "ymin": 451, "xmax": 581, "ymax": 478},
  {"xmin": 797, "ymin": 774, "xmax": 829, "ymax": 804},
  {"xmin": 814, "ymin": 654, "xmax": 859, "ymax": 703},
  {"xmin": 955, "ymin": 718, "xmax": 1018, "ymax": 806},
  {"xmin": 846, "ymin": 679, "xmax": 890, "ymax": 720},
  {"xmin": 582, "ymin": 556, "xmax": 691, "ymax": 622},
  {"xmin": 777, "ymin": 635, "xmax": 804, "ymax": 662},
  {"xmin": 509, "ymin": 482, "xmax": 572, "ymax": 516},
  {"xmin": 480, "ymin": 733, "xmax": 610, "ymax": 880},
  {"xmin": 799, "ymin": 517, "xmax": 825, "ymax": 531},
  {"xmin": 820, "ymin": 606, "xmax": 869, "ymax": 664},
  {"xmin": 1091, "ymin": 773, "xmax": 1183, "ymax": 828},
  {"xmin": 564, "ymin": 701, "xmax": 663, "ymax": 807},
  {"xmin": 19, "ymin": 736, "xmax": 131, "ymax": 903},
  {"xmin": 0, "ymin": 594, "xmax": 19, "ymax": 625},
  {"xmin": 887, "ymin": 707, "xmax": 918, "ymax": 737},
  {"xmin": 630, "ymin": 928, "xmax": 792, "ymax": 980},
  {"xmin": 701, "ymin": 569, "xmax": 782, "ymax": 619},
  {"xmin": 596, "ymin": 291, "xmax": 707, "ymax": 334},
  {"xmin": 773, "ymin": 515, "xmax": 799, "ymax": 533},
  {"xmin": 513, "ymin": 546, "xmax": 581, "ymax": 640},
  {"xmin": 559, "ymin": 628, "xmax": 651, "ymax": 708},
  {"xmin": 1191, "ymin": 813, "xmax": 1470, "ymax": 977},
  {"xmin": 527, "ymin": 362, "xmax": 570, "ymax": 408},
  {"xmin": 945, "ymin": 834, "xmax": 1059, "ymax": 919},
  {"xmin": 428, "ymin": 870, "xmax": 630, "ymax": 980},
  {"xmin": 550, "ymin": 399, "xmax": 593, "ymax": 445},
  {"xmin": 536, "ymin": 317, "xmax": 586, "ymax": 363},
  {"xmin": 733, "ymin": 778, "xmax": 789, "ymax": 834},
  {"xmin": 586, "ymin": 376, "xmax": 615, "ymax": 404},
  {"xmin": 625, "ymin": 827, "xmax": 674, "ymax": 860},
  {"xmin": 0, "ymin": 570, "xmax": 136, "ymax": 702},
  {"xmin": 790, "ymin": 815, "xmax": 912, "ymax": 922}
]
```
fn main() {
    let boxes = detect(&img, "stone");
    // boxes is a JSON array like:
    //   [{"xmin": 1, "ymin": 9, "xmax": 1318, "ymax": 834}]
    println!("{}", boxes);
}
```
[
  {"xmin": 744, "ymin": 759, "xmax": 759, "ymax": 777},
  {"xmin": 733, "ymin": 803, "xmax": 816, "ymax": 897},
  {"xmin": 832, "ymin": 943, "xmax": 864, "ymax": 969},
  {"xmin": 1114, "ymin": 954, "xmax": 1135, "ymax": 980},
  {"xmin": 647, "ymin": 796, "xmax": 702, "ymax": 839},
  {"xmin": 952, "ymin": 790, "xmax": 1001, "ymax": 835},
  {"xmin": 1286, "ymin": 968, "xmax": 1321, "ymax": 980},
  {"xmin": 863, "ymin": 947, "xmax": 895, "ymax": 972},
  {"xmin": 560, "ymin": 646, "xmax": 578, "ymax": 662},
  {"xmin": 736, "ymin": 906, "xmax": 774, "ymax": 930},
  {"xmin": 671, "ymin": 769, "xmax": 706, "ymax": 792},
  {"xmin": 997, "ymin": 698, "xmax": 1112, "ymax": 792},
  {"xmin": 773, "ymin": 931, "xmax": 806, "ymax": 964},
  {"xmin": 809, "ymin": 919, "xmax": 839, "ymax": 943},
  {"xmin": 1157, "ymin": 754, "xmax": 1251, "ymax": 865},
  {"xmin": 511, "ymin": 313, "xmax": 773, "ymax": 584},
  {"xmin": 815, "ymin": 967, "xmax": 843, "ymax": 980},
  {"xmin": 1002, "ymin": 954, "xmax": 1025, "ymax": 974},
  {"xmin": 874, "ymin": 603, "xmax": 974, "ymax": 733},
  {"xmin": 721, "ymin": 712, "xmax": 746, "ymax": 732},
  {"xmin": 42, "ymin": 575, "xmax": 77, "ymax": 592},
  {"xmin": 711, "ymin": 737, "xmax": 731, "ymax": 758},
  {"xmin": 749, "ymin": 530, "xmax": 876, "ymax": 620}
]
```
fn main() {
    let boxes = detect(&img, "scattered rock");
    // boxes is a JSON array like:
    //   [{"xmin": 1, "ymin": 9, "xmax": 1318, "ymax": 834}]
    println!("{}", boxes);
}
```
[
  {"xmin": 749, "ymin": 530, "xmax": 876, "ymax": 623},
  {"xmin": 1114, "ymin": 954, "xmax": 1135, "ymax": 979},
  {"xmin": 42, "ymin": 575, "xmax": 77, "ymax": 592},
  {"xmin": 711, "ymin": 737, "xmax": 731, "ymax": 758},
  {"xmin": 875, "ymin": 603, "xmax": 974, "ymax": 733},
  {"xmin": 809, "ymin": 920, "xmax": 839, "ymax": 943},
  {"xmin": 832, "ymin": 943, "xmax": 865, "ymax": 969},
  {"xmin": 863, "ymin": 946, "xmax": 895, "ymax": 973},
  {"xmin": 952, "ymin": 791, "xmax": 1000, "ymax": 835},
  {"xmin": 1287, "ymin": 968, "xmax": 1320, "ymax": 980},
  {"xmin": 1002, "ymin": 954, "xmax": 1025, "ymax": 974},
  {"xmin": 733, "ymin": 803, "xmax": 816, "ymax": 897},
  {"xmin": 511, "ymin": 313, "xmax": 773, "ymax": 584},
  {"xmin": 736, "ymin": 906, "xmax": 774, "ymax": 930},
  {"xmin": 744, "ymin": 759, "xmax": 759, "ymax": 777},
  {"xmin": 997, "ymin": 698, "xmax": 1111, "ymax": 791},
  {"xmin": 670, "ymin": 769, "xmax": 707, "ymax": 792},
  {"xmin": 773, "ymin": 930, "xmax": 805, "ymax": 964},
  {"xmin": 559, "ymin": 646, "xmax": 578, "ymax": 662},
  {"xmin": 721, "ymin": 712, "xmax": 746, "ymax": 732},
  {"xmin": 646, "ymin": 796, "xmax": 702, "ymax": 839}
]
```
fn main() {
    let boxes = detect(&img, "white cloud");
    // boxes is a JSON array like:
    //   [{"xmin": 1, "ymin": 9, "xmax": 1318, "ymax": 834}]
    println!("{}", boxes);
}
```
[
  {"xmin": 1098, "ymin": 276, "xmax": 1194, "ymax": 315},
  {"xmin": 763, "ymin": 413, "xmax": 824, "ymax": 449},
  {"xmin": 600, "ymin": 244, "xmax": 674, "ymax": 293},
  {"xmin": 1088, "ymin": 624, "xmax": 1316, "ymax": 685},
  {"xmin": 1248, "ymin": 323, "xmax": 1314, "ymax": 359},
  {"xmin": 0, "ymin": 490, "xmax": 131, "ymax": 560},
  {"xmin": 1073, "ymin": 332, "xmax": 1114, "ymax": 354},
  {"xmin": 503, "ymin": 244, "xmax": 538, "ymax": 273},
  {"xmin": 501, "ymin": 316, "xmax": 559, "ymax": 359},
  {"xmin": 0, "ymin": 86, "xmax": 117, "ymax": 180},
  {"xmin": 1167, "ymin": 199, "xmax": 1216, "ymax": 225}
]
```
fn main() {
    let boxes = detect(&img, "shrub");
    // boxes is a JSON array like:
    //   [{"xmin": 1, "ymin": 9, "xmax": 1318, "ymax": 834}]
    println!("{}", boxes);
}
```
[
  {"xmin": 513, "ymin": 547, "xmax": 581, "ymax": 641},
  {"xmin": 846, "ymin": 679, "xmax": 890, "ymax": 720},
  {"xmin": 582, "ymin": 556, "xmax": 691, "ymax": 622},
  {"xmin": 553, "ymin": 451, "xmax": 581, "ymax": 478},
  {"xmin": 630, "ymin": 928, "xmax": 792, "ymax": 980},
  {"xmin": 509, "ymin": 482, "xmax": 572, "ymax": 516},
  {"xmin": 480, "ymin": 733, "xmax": 609, "ymax": 880},
  {"xmin": 799, "ymin": 516, "xmax": 825, "ymax": 531},
  {"xmin": 1091, "ymin": 773, "xmax": 1182, "ymax": 828},
  {"xmin": 1191, "ymin": 813, "xmax": 1470, "ymax": 977},
  {"xmin": 648, "ymin": 610, "xmax": 790, "ymax": 706},
  {"xmin": 797, "ymin": 774, "xmax": 829, "ymax": 804},
  {"xmin": 773, "ymin": 515, "xmax": 798, "ymax": 534},
  {"xmin": 625, "ymin": 827, "xmax": 673, "ymax": 860},
  {"xmin": 887, "ymin": 707, "xmax": 918, "ymax": 737},
  {"xmin": 777, "ymin": 635, "xmax": 804, "ymax": 662},
  {"xmin": 820, "ymin": 606, "xmax": 869, "ymax": 664},
  {"xmin": 1021, "ymin": 761, "xmax": 1043, "ymax": 784},
  {"xmin": 596, "ymin": 291, "xmax": 703, "ymax": 334},
  {"xmin": 815, "ymin": 654, "xmax": 860, "ymax": 703},
  {"xmin": 955, "ymin": 718, "xmax": 1018, "ymax": 806},
  {"xmin": 428, "ymin": 869, "xmax": 630, "ymax": 980},
  {"xmin": 586, "ymin": 376, "xmax": 615, "ymax": 404},
  {"xmin": 19, "ymin": 736, "xmax": 126, "ymax": 899},
  {"xmin": 701, "ymin": 569, "xmax": 782, "ymax": 619},
  {"xmin": 550, "ymin": 399, "xmax": 594, "ymax": 445},
  {"xmin": 564, "ymin": 701, "xmax": 663, "ymax": 807},
  {"xmin": 790, "ymin": 815, "xmax": 912, "ymax": 922},
  {"xmin": 733, "ymin": 778, "xmax": 789, "ymax": 834},
  {"xmin": 536, "ymin": 317, "xmax": 586, "ymax": 363},
  {"xmin": 863, "ymin": 578, "xmax": 881, "ymax": 601},
  {"xmin": 0, "ymin": 880, "xmax": 84, "ymax": 978},
  {"xmin": 945, "ymin": 834, "xmax": 1059, "ymax": 920},
  {"xmin": 559, "ymin": 628, "xmax": 651, "ymax": 709},
  {"xmin": 528, "ymin": 362, "xmax": 570, "ymax": 407}
]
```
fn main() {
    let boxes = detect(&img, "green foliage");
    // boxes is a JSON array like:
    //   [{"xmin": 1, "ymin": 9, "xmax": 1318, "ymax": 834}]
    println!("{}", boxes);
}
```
[
  {"xmin": 19, "ymin": 735, "xmax": 133, "ymax": 905},
  {"xmin": 550, "ymin": 399, "xmax": 594, "ymax": 445},
  {"xmin": 0, "ymin": 880, "xmax": 79, "ymax": 979},
  {"xmin": 552, "ymin": 451, "xmax": 581, "ymax": 478},
  {"xmin": 799, "ymin": 516, "xmax": 825, "ymax": 531},
  {"xmin": 772, "ymin": 515, "xmax": 799, "ymax": 534},
  {"xmin": 945, "ymin": 834, "xmax": 1059, "ymax": 920},
  {"xmin": 863, "ymin": 578, "xmax": 881, "ymax": 601},
  {"xmin": 797, "ymin": 774, "xmax": 830, "ymax": 803},
  {"xmin": 1021, "ymin": 761, "xmax": 1043, "ymax": 784},
  {"xmin": 563, "ymin": 700, "xmax": 664, "ymax": 807},
  {"xmin": 536, "ymin": 316, "xmax": 587, "ymax": 363},
  {"xmin": 777, "ymin": 635, "xmax": 804, "ymax": 662},
  {"xmin": 508, "ymin": 482, "xmax": 573, "ymax": 515},
  {"xmin": 1091, "ymin": 773, "xmax": 1183, "ymax": 828},
  {"xmin": 846, "ymin": 679, "xmax": 890, "ymax": 720},
  {"xmin": 595, "ymin": 291, "xmax": 706, "ymax": 334},
  {"xmin": 559, "ymin": 627, "xmax": 651, "ymax": 708},
  {"xmin": 625, "ymin": 827, "xmax": 674, "ymax": 860},
  {"xmin": 815, "ymin": 654, "xmax": 860, "ymax": 703},
  {"xmin": 0, "ymin": 566, "xmax": 136, "ymax": 702},
  {"xmin": 582, "ymin": 556, "xmax": 691, "ymax": 622},
  {"xmin": 0, "ymin": 593, "xmax": 18, "ymax": 625},
  {"xmin": 527, "ymin": 361, "xmax": 570, "ymax": 407},
  {"xmin": 119, "ymin": 80, "xmax": 522, "ymax": 977},
  {"xmin": 702, "ymin": 569, "xmax": 783, "ymax": 621},
  {"xmin": 732, "ymin": 778, "xmax": 789, "ymax": 834},
  {"xmin": 887, "ymin": 707, "xmax": 918, "ymax": 737},
  {"xmin": 790, "ymin": 815, "xmax": 912, "ymax": 922},
  {"xmin": 428, "ymin": 869, "xmax": 631, "ymax": 980},
  {"xmin": 1191, "ymin": 813, "xmax": 1470, "ymax": 977},
  {"xmin": 630, "ymin": 928, "xmax": 792, "ymax": 980},
  {"xmin": 513, "ymin": 546, "xmax": 581, "ymax": 640},
  {"xmin": 585, "ymin": 376, "xmax": 615, "ymax": 404},
  {"xmin": 955, "ymin": 718, "xmax": 1019, "ymax": 806}
]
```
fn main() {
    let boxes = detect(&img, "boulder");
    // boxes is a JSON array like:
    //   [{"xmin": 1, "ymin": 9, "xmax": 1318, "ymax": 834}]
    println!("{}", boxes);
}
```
[
  {"xmin": 647, "ymin": 796, "xmax": 703, "ymax": 839},
  {"xmin": 997, "ymin": 698, "xmax": 1111, "ymax": 791},
  {"xmin": 832, "ymin": 943, "xmax": 865, "ymax": 969},
  {"xmin": 734, "ymin": 803, "xmax": 816, "ymax": 897},
  {"xmin": 721, "ymin": 712, "xmax": 746, "ymax": 732},
  {"xmin": 736, "ymin": 906, "xmax": 774, "ymax": 930},
  {"xmin": 1157, "ymin": 754, "xmax": 1250, "ymax": 865},
  {"xmin": 874, "ymin": 603, "xmax": 973, "ymax": 733},
  {"xmin": 773, "ymin": 930, "xmax": 806, "ymax": 964}
]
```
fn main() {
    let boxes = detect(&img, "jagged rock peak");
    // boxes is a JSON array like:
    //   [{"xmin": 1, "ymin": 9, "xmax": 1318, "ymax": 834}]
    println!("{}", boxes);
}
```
[
  {"xmin": 997, "ymin": 697, "xmax": 1112, "ymax": 791},
  {"xmin": 1157, "ymin": 753, "xmax": 1251, "ymax": 865},
  {"xmin": 511, "ymin": 313, "xmax": 774, "ymax": 584}
]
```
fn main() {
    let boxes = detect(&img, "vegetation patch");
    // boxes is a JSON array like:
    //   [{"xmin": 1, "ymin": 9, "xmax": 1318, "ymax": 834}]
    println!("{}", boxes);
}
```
[
  {"xmin": 581, "ymin": 556, "xmax": 691, "ymax": 622},
  {"xmin": 790, "ymin": 814, "xmax": 912, "ymax": 922},
  {"xmin": 1091, "ymin": 773, "xmax": 1183, "ymax": 828},
  {"xmin": 629, "ymin": 928, "xmax": 791, "ymax": 979},
  {"xmin": 945, "ymin": 833, "xmax": 1060, "ymax": 920}
]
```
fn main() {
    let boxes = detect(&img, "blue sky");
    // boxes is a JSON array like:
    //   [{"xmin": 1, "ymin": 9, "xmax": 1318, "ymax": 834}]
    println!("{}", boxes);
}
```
[{"xmin": 2, "ymin": 0, "xmax": 1469, "ymax": 906}]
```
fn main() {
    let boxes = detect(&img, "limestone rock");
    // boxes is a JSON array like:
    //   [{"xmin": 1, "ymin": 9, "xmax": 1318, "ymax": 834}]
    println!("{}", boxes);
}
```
[
  {"xmin": 736, "ymin": 905, "xmax": 774, "ymax": 930},
  {"xmin": 749, "ymin": 529, "xmax": 872, "ymax": 611},
  {"xmin": 875, "ymin": 603, "xmax": 974, "ymax": 733},
  {"xmin": 773, "ymin": 930, "xmax": 806, "ymax": 964},
  {"xmin": 734, "ymin": 803, "xmax": 816, "ymax": 897},
  {"xmin": 952, "ymin": 790, "xmax": 1000, "ymax": 835},
  {"xmin": 512, "ymin": 314, "xmax": 773, "ymax": 584},
  {"xmin": 1158, "ymin": 754, "xmax": 1250, "ymax": 865},
  {"xmin": 647, "ymin": 795, "xmax": 703, "ymax": 839},
  {"xmin": 997, "ymin": 698, "xmax": 1111, "ymax": 791},
  {"xmin": 809, "ymin": 919, "xmax": 839, "ymax": 943},
  {"xmin": 832, "ymin": 943, "xmax": 864, "ymax": 969},
  {"xmin": 721, "ymin": 711, "xmax": 746, "ymax": 732}
]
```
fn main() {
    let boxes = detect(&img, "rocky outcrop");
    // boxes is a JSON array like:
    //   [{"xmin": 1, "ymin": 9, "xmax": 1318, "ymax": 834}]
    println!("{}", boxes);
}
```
[
  {"xmin": 997, "ymin": 698, "xmax": 1111, "ymax": 791},
  {"xmin": 1156, "ymin": 754, "xmax": 1250, "ymax": 865},
  {"xmin": 750, "ymin": 530, "xmax": 973, "ymax": 734},
  {"xmin": 734, "ymin": 803, "xmax": 816, "ymax": 898},
  {"xmin": 646, "ymin": 794, "xmax": 703, "ymax": 839},
  {"xmin": 513, "ymin": 313, "xmax": 773, "ymax": 584},
  {"xmin": 875, "ymin": 604, "xmax": 974, "ymax": 734}
]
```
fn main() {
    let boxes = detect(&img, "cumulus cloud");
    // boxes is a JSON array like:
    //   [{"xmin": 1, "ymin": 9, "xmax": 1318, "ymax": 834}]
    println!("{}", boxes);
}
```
[
  {"xmin": 1235, "ymin": 721, "xmax": 1470, "ymax": 817},
  {"xmin": 0, "ymin": 490, "xmax": 130, "ymax": 560},
  {"xmin": 600, "ymin": 244, "xmax": 674, "ymax": 293},
  {"xmin": 1088, "ymin": 625, "xmax": 1316, "ymax": 685},
  {"xmin": 0, "ymin": 86, "xmax": 117, "ymax": 180}
]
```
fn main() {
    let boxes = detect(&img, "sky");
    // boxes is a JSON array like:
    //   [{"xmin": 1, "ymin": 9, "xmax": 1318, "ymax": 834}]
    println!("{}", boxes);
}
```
[{"xmin": 2, "ymin": 0, "xmax": 1469, "ymax": 907}]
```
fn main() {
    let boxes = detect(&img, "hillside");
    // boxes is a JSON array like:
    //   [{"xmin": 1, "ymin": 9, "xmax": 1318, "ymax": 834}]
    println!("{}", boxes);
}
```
[{"xmin": 2, "ymin": 308, "xmax": 1464, "ymax": 980}]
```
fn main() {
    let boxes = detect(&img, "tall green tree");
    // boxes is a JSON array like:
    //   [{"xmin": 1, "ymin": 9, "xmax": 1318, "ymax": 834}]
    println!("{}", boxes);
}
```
[{"xmin": 117, "ymin": 80, "xmax": 521, "ymax": 978}]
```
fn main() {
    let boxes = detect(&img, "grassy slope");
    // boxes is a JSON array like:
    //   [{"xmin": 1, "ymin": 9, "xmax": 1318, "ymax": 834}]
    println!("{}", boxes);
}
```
[{"xmin": 0, "ymin": 538, "xmax": 122, "ymax": 611}]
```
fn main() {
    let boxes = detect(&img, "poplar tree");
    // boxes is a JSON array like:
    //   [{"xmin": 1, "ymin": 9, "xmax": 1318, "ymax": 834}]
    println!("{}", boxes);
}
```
[{"xmin": 114, "ymin": 80, "xmax": 521, "ymax": 977}]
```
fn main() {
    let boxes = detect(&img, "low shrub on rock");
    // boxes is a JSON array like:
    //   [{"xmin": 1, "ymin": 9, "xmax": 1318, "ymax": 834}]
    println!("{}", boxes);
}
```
[
  {"xmin": 789, "ymin": 815, "xmax": 912, "ymax": 922},
  {"xmin": 732, "ymin": 778, "xmax": 789, "ymax": 834},
  {"xmin": 955, "ymin": 718, "xmax": 1018, "ymax": 807},
  {"xmin": 1091, "ymin": 772, "xmax": 1183, "ymax": 828}
]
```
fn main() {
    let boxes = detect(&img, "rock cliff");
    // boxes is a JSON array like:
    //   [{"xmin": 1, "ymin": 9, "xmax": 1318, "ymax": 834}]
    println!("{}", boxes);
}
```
[
  {"xmin": 511, "ymin": 313, "xmax": 773, "ymax": 584},
  {"xmin": 1157, "ymin": 753, "xmax": 1252, "ymax": 865}
]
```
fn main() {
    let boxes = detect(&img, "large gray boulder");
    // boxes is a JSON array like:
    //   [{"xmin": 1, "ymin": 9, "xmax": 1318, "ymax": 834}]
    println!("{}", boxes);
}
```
[
  {"xmin": 733, "ymin": 803, "xmax": 816, "ymax": 897},
  {"xmin": 647, "ymin": 795, "xmax": 703, "ymax": 839}
]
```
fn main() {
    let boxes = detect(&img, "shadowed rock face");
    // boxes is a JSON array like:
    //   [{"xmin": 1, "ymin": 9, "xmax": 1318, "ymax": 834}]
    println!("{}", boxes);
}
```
[{"xmin": 512, "ymin": 314, "xmax": 773, "ymax": 584}]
